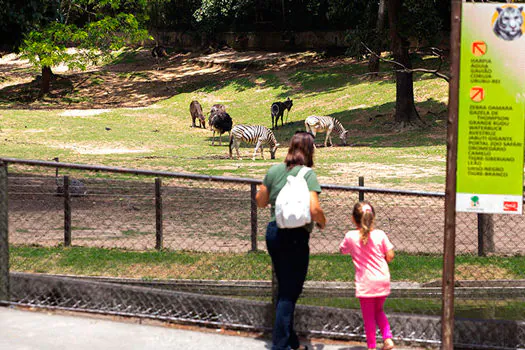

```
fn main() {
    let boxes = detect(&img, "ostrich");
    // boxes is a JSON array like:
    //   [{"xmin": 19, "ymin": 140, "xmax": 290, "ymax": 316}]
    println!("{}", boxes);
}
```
[
  {"xmin": 209, "ymin": 111, "xmax": 233, "ymax": 146},
  {"xmin": 208, "ymin": 104, "xmax": 226, "ymax": 129}
]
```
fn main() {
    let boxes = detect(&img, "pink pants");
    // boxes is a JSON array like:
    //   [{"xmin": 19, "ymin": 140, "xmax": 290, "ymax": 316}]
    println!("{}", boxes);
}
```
[{"xmin": 359, "ymin": 296, "xmax": 392, "ymax": 349}]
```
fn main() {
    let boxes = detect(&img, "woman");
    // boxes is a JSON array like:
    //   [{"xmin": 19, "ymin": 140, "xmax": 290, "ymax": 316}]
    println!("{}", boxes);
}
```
[{"xmin": 256, "ymin": 131, "xmax": 327, "ymax": 350}]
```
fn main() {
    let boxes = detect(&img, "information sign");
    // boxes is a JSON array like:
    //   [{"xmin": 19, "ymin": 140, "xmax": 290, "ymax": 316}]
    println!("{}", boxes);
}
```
[{"xmin": 456, "ymin": 3, "xmax": 525, "ymax": 214}]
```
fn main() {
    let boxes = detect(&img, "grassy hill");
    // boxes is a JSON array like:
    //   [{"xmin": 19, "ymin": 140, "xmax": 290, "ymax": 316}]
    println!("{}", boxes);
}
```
[{"xmin": 0, "ymin": 49, "xmax": 449, "ymax": 191}]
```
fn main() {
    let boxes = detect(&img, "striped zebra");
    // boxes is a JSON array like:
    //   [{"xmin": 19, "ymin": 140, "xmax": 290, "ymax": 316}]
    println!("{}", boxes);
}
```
[
  {"xmin": 304, "ymin": 116, "xmax": 349, "ymax": 147},
  {"xmin": 229, "ymin": 125, "xmax": 280, "ymax": 160}
]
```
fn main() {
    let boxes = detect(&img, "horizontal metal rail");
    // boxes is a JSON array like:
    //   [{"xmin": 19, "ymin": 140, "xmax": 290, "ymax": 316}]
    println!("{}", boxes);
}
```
[{"xmin": 0, "ymin": 157, "xmax": 445, "ymax": 197}]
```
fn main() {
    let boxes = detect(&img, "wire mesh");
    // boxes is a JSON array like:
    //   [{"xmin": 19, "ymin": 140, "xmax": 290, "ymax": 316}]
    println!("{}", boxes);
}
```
[{"xmin": 2, "ymin": 160, "xmax": 525, "ymax": 348}]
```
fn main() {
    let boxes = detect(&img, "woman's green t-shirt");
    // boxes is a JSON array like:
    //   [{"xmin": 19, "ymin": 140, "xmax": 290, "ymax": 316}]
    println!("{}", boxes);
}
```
[{"xmin": 262, "ymin": 163, "xmax": 322, "ymax": 230}]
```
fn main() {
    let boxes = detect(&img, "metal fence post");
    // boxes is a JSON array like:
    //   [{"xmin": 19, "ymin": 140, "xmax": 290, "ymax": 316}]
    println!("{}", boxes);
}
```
[
  {"xmin": 359, "ymin": 176, "xmax": 365, "ymax": 202},
  {"xmin": 0, "ymin": 161, "xmax": 9, "ymax": 301},
  {"xmin": 250, "ymin": 183, "xmax": 257, "ymax": 252},
  {"xmin": 477, "ymin": 213, "xmax": 495, "ymax": 256},
  {"xmin": 155, "ymin": 178, "xmax": 163, "ymax": 250},
  {"xmin": 64, "ymin": 176, "xmax": 71, "ymax": 247}
]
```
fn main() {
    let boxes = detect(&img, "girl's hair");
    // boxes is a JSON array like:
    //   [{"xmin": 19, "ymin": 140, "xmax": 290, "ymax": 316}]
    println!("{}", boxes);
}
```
[
  {"xmin": 285, "ymin": 131, "xmax": 315, "ymax": 169},
  {"xmin": 352, "ymin": 201, "xmax": 375, "ymax": 245}
]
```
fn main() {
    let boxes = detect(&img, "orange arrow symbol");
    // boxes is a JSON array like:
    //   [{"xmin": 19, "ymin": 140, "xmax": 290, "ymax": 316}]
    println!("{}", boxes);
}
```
[
  {"xmin": 470, "ymin": 87, "xmax": 484, "ymax": 102},
  {"xmin": 472, "ymin": 41, "xmax": 486, "ymax": 56}
]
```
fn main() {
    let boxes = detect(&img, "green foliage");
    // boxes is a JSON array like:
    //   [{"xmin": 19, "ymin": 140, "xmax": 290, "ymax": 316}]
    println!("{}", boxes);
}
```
[
  {"xmin": 190, "ymin": 0, "xmax": 384, "ymax": 33},
  {"xmin": 148, "ymin": 0, "xmax": 200, "ymax": 31},
  {"xmin": 194, "ymin": 0, "xmax": 254, "ymax": 33},
  {"xmin": 0, "ymin": 0, "xmax": 57, "ymax": 50},
  {"xmin": 18, "ymin": 1, "xmax": 151, "ymax": 93},
  {"xmin": 400, "ymin": 0, "xmax": 444, "ymax": 47},
  {"xmin": 21, "ymin": 22, "xmax": 84, "ymax": 70}
]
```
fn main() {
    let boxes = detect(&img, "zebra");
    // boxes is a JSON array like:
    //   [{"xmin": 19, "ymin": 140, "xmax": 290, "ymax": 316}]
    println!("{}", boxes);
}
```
[
  {"xmin": 271, "ymin": 97, "xmax": 293, "ymax": 129},
  {"xmin": 229, "ymin": 125, "xmax": 280, "ymax": 160},
  {"xmin": 304, "ymin": 115, "xmax": 349, "ymax": 147}
]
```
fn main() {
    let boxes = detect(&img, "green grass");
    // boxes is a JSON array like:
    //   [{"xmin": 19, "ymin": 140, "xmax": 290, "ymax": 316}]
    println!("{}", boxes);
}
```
[
  {"xmin": 0, "ymin": 56, "xmax": 449, "ymax": 191},
  {"xmin": 298, "ymin": 297, "xmax": 525, "ymax": 320},
  {"xmin": 121, "ymin": 229, "xmax": 152, "ymax": 236},
  {"xmin": 10, "ymin": 245, "xmax": 525, "ymax": 319},
  {"xmin": 10, "ymin": 246, "xmax": 525, "ymax": 282}
]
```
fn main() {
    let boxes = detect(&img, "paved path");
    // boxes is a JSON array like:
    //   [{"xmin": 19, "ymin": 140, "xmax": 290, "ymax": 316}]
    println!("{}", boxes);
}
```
[{"xmin": 0, "ymin": 306, "xmax": 423, "ymax": 350}]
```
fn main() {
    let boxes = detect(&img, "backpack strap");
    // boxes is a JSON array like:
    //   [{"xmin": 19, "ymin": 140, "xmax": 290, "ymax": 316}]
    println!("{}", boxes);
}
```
[{"xmin": 297, "ymin": 166, "xmax": 311, "ymax": 179}]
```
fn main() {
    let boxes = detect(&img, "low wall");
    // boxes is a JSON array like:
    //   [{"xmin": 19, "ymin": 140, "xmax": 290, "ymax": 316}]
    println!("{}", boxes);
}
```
[
  {"xmin": 7, "ymin": 273, "xmax": 525, "ymax": 349},
  {"xmin": 155, "ymin": 31, "xmax": 350, "ymax": 51}
]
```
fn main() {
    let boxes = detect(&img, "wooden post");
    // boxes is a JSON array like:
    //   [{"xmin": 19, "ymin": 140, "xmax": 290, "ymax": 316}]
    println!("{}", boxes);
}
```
[
  {"xmin": 441, "ymin": 1, "xmax": 461, "ymax": 349},
  {"xmin": 477, "ymin": 214, "xmax": 495, "ymax": 256},
  {"xmin": 63, "ymin": 176, "xmax": 71, "ymax": 247},
  {"xmin": 0, "ymin": 162, "xmax": 9, "ymax": 301},
  {"xmin": 250, "ymin": 183, "xmax": 258, "ymax": 252},
  {"xmin": 358, "ymin": 176, "xmax": 365, "ymax": 202},
  {"xmin": 155, "ymin": 178, "xmax": 163, "ymax": 251}
]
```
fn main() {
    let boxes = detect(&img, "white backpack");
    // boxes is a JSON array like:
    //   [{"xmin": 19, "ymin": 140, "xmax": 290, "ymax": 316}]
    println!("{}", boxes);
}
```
[{"xmin": 275, "ymin": 166, "xmax": 312, "ymax": 229}]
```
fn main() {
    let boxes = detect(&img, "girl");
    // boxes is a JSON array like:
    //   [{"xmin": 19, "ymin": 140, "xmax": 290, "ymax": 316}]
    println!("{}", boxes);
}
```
[
  {"xmin": 339, "ymin": 202, "xmax": 395, "ymax": 350},
  {"xmin": 256, "ymin": 131, "xmax": 327, "ymax": 350}
]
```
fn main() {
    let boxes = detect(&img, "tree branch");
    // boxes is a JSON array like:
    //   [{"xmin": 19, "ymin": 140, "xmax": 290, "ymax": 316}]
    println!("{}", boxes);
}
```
[
  {"xmin": 361, "ymin": 42, "xmax": 450, "ymax": 82},
  {"xmin": 71, "ymin": 2, "xmax": 98, "ymax": 17}
]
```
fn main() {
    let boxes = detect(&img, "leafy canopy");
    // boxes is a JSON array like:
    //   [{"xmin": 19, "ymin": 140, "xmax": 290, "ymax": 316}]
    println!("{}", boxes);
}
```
[{"xmin": 20, "ymin": 0, "xmax": 151, "ymax": 71}]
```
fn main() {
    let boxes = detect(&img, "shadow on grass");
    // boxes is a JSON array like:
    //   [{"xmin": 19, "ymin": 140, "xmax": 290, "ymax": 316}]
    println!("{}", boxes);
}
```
[
  {"xmin": 269, "ymin": 98, "xmax": 448, "ymax": 148},
  {"xmin": 0, "ymin": 75, "xmax": 74, "ymax": 105},
  {"xmin": 0, "ymin": 51, "xmax": 449, "ymax": 114}
]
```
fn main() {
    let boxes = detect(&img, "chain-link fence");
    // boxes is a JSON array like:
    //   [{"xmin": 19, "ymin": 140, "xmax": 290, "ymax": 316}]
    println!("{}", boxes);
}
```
[{"xmin": 1, "ymin": 158, "xmax": 525, "ymax": 349}]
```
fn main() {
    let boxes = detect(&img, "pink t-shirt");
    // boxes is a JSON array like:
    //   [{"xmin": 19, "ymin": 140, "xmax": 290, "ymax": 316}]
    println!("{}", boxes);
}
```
[{"xmin": 339, "ymin": 229, "xmax": 394, "ymax": 297}]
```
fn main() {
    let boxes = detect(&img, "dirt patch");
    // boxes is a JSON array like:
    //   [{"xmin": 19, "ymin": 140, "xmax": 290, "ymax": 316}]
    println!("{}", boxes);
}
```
[
  {"xmin": 60, "ymin": 109, "xmax": 111, "ymax": 117},
  {"xmin": 326, "ymin": 161, "xmax": 445, "ymax": 191},
  {"xmin": 51, "ymin": 143, "xmax": 151, "ymax": 155},
  {"xmin": 456, "ymin": 265, "xmax": 515, "ymax": 280},
  {"xmin": 0, "ymin": 49, "xmax": 325, "ymax": 109}
]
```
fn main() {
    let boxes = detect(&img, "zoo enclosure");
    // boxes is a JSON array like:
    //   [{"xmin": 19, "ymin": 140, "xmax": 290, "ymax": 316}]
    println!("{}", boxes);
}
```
[{"xmin": 1, "ymin": 157, "xmax": 525, "ymax": 348}]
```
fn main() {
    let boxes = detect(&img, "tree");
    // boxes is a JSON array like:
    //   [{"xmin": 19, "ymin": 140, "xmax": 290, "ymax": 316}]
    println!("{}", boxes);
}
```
[
  {"xmin": 368, "ymin": 0, "xmax": 387, "ymax": 76},
  {"xmin": 387, "ymin": 0, "xmax": 418, "ymax": 126},
  {"xmin": 387, "ymin": 0, "xmax": 443, "ymax": 127},
  {"xmin": 19, "ymin": 0, "xmax": 150, "ymax": 95}
]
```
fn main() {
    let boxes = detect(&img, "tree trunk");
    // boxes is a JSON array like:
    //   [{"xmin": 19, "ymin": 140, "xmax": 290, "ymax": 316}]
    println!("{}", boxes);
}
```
[
  {"xmin": 368, "ymin": 0, "xmax": 386, "ymax": 76},
  {"xmin": 41, "ymin": 66, "xmax": 53, "ymax": 95},
  {"xmin": 387, "ymin": 0, "xmax": 419, "ymax": 126}
]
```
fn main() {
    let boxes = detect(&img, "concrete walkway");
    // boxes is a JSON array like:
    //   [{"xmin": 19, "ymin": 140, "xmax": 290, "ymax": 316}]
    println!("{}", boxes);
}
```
[{"xmin": 0, "ymin": 306, "xmax": 423, "ymax": 350}]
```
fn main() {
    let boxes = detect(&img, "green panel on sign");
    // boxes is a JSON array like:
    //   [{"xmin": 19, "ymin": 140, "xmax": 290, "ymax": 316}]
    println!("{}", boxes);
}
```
[{"xmin": 457, "ymin": 3, "xmax": 525, "ymax": 198}]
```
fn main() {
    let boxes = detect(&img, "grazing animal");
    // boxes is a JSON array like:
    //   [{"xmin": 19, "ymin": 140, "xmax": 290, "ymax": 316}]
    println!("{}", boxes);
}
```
[
  {"xmin": 271, "ymin": 97, "xmax": 293, "ymax": 129},
  {"xmin": 304, "ymin": 116, "xmax": 349, "ymax": 147},
  {"xmin": 493, "ymin": 6, "xmax": 524, "ymax": 41},
  {"xmin": 229, "ymin": 125, "xmax": 280, "ymax": 160},
  {"xmin": 209, "ymin": 111, "xmax": 233, "ymax": 146},
  {"xmin": 189, "ymin": 100, "xmax": 206, "ymax": 128}
]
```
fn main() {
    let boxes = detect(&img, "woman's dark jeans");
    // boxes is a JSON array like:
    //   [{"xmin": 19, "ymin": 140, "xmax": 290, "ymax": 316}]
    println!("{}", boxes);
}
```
[{"xmin": 266, "ymin": 221, "xmax": 310, "ymax": 350}]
